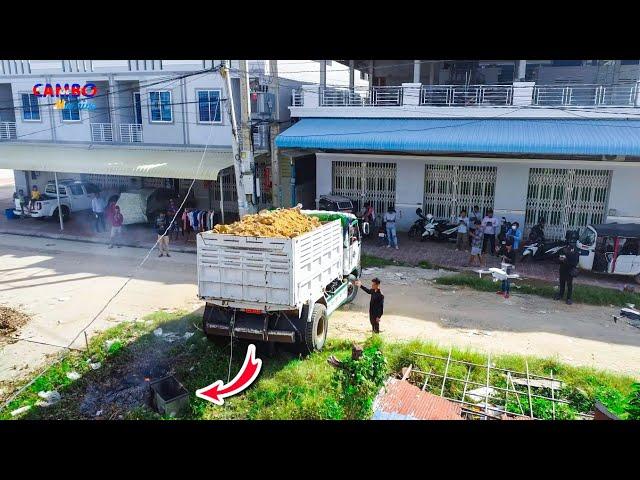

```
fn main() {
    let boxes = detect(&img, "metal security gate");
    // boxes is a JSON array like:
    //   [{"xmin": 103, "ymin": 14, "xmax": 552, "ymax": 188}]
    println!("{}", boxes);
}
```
[
  {"xmin": 81, "ymin": 174, "xmax": 133, "ymax": 190},
  {"xmin": 212, "ymin": 166, "xmax": 238, "ymax": 217},
  {"xmin": 424, "ymin": 164, "xmax": 497, "ymax": 220},
  {"xmin": 332, "ymin": 160, "xmax": 397, "ymax": 214},
  {"xmin": 525, "ymin": 168, "xmax": 612, "ymax": 240}
]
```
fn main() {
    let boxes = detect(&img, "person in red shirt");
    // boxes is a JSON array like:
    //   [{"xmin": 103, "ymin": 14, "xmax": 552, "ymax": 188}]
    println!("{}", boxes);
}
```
[{"xmin": 108, "ymin": 205, "xmax": 124, "ymax": 249}]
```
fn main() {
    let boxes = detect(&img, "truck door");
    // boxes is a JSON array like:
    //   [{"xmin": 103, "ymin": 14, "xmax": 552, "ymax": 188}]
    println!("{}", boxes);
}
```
[
  {"xmin": 69, "ymin": 183, "xmax": 89, "ymax": 210},
  {"xmin": 577, "ymin": 226, "xmax": 596, "ymax": 271},
  {"xmin": 348, "ymin": 220, "xmax": 361, "ymax": 274}
]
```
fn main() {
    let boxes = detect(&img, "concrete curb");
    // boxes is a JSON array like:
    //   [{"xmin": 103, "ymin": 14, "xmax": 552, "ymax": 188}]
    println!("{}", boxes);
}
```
[{"xmin": 0, "ymin": 229, "xmax": 198, "ymax": 254}]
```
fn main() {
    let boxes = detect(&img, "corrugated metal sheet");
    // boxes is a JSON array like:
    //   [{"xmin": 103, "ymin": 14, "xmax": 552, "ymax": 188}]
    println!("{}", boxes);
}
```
[
  {"xmin": 0, "ymin": 144, "xmax": 234, "ymax": 180},
  {"xmin": 372, "ymin": 378, "xmax": 464, "ymax": 420},
  {"xmin": 275, "ymin": 118, "xmax": 640, "ymax": 156}
]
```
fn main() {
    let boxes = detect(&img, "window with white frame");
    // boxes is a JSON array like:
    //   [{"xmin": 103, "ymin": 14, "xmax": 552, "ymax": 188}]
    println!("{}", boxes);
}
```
[
  {"xmin": 21, "ymin": 93, "xmax": 40, "ymax": 121},
  {"xmin": 61, "ymin": 95, "xmax": 80, "ymax": 121},
  {"xmin": 149, "ymin": 91, "xmax": 172, "ymax": 122},
  {"xmin": 197, "ymin": 90, "xmax": 222, "ymax": 123}
]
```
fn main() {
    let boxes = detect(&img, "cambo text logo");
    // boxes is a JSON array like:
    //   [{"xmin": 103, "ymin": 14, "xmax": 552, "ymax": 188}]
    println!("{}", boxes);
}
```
[{"xmin": 33, "ymin": 82, "xmax": 98, "ymax": 110}]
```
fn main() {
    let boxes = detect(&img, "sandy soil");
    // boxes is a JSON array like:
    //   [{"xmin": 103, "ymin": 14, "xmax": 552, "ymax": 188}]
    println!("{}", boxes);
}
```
[{"xmin": 330, "ymin": 266, "xmax": 640, "ymax": 378}]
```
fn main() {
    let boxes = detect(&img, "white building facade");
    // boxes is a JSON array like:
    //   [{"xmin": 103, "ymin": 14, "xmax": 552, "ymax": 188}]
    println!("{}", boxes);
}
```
[
  {"xmin": 277, "ymin": 60, "xmax": 640, "ymax": 239},
  {"xmin": 0, "ymin": 60, "xmax": 297, "ymax": 217}
]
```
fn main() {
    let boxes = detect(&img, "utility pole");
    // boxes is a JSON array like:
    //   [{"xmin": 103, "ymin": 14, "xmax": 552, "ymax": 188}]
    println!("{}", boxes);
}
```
[
  {"xmin": 220, "ymin": 60, "xmax": 250, "ymax": 218},
  {"xmin": 238, "ymin": 60, "xmax": 256, "ymax": 214},
  {"xmin": 269, "ymin": 60, "xmax": 281, "ymax": 207}
]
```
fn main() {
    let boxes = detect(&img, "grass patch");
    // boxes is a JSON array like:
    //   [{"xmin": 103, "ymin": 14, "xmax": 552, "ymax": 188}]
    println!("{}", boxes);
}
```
[
  {"xmin": 2, "ymin": 311, "xmax": 636, "ymax": 420},
  {"xmin": 435, "ymin": 273, "xmax": 640, "ymax": 307},
  {"xmin": 361, "ymin": 254, "xmax": 405, "ymax": 268}
]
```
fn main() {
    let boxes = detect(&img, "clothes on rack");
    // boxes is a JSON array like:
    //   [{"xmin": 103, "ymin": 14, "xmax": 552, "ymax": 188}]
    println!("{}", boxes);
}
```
[{"xmin": 182, "ymin": 208, "xmax": 217, "ymax": 233}]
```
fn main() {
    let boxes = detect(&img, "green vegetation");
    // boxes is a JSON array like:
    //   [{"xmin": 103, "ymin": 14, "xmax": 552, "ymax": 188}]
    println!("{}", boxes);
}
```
[
  {"xmin": 1, "ymin": 311, "xmax": 636, "ymax": 420},
  {"xmin": 625, "ymin": 383, "xmax": 640, "ymax": 420},
  {"xmin": 435, "ymin": 273, "xmax": 640, "ymax": 307},
  {"xmin": 361, "ymin": 254, "xmax": 405, "ymax": 268}
]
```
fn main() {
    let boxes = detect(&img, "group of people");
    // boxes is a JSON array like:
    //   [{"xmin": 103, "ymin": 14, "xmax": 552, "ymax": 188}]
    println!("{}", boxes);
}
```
[
  {"xmin": 452, "ymin": 206, "xmax": 523, "ymax": 267},
  {"xmin": 358, "ymin": 203, "xmax": 400, "ymax": 250},
  {"xmin": 12, "ymin": 185, "xmax": 42, "ymax": 216}
]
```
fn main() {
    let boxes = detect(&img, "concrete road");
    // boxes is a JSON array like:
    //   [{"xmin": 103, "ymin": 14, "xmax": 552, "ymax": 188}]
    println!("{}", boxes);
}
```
[{"xmin": 0, "ymin": 233, "xmax": 201, "ymax": 383}]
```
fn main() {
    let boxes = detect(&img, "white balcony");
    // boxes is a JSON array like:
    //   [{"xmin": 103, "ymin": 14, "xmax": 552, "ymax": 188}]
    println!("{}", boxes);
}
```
[
  {"xmin": 290, "ymin": 82, "xmax": 640, "ymax": 119},
  {"xmin": 90, "ymin": 123, "xmax": 114, "ymax": 142},
  {"xmin": 119, "ymin": 124, "xmax": 143, "ymax": 143},
  {"xmin": 0, "ymin": 121, "xmax": 17, "ymax": 140}
]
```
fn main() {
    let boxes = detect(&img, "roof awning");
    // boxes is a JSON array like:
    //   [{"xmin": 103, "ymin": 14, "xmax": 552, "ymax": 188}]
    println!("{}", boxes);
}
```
[
  {"xmin": 276, "ymin": 118, "xmax": 640, "ymax": 156},
  {"xmin": 0, "ymin": 143, "xmax": 234, "ymax": 180}
]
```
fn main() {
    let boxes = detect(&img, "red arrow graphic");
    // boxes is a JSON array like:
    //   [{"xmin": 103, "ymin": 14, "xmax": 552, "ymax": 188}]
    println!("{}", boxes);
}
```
[{"xmin": 195, "ymin": 344, "xmax": 262, "ymax": 406}]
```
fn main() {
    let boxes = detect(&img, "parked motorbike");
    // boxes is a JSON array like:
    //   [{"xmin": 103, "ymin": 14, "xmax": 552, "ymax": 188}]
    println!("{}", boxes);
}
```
[
  {"xmin": 408, "ymin": 208, "xmax": 427, "ymax": 239},
  {"xmin": 521, "ymin": 240, "xmax": 567, "ymax": 262},
  {"xmin": 421, "ymin": 214, "xmax": 459, "ymax": 242}
]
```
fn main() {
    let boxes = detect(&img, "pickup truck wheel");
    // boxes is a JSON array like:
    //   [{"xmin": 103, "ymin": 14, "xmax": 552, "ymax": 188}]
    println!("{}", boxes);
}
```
[
  {"xmin": 303, "ymin": 303, "xmax": 327, "ymax": 353},
  {"xmin": 53, "ymin": 206, "xmax": 70, "ymax": 222}
]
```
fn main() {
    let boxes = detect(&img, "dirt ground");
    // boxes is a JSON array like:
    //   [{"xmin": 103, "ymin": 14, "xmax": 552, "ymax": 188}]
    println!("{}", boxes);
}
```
[{"xmin": 330, "ymin": 266, "xmax": 640, "ymax": 378}]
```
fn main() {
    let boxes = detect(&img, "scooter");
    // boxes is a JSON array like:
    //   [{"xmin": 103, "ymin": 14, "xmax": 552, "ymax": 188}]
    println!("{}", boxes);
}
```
[
  {"xmin": 421, "ymin": 214, "xmax": 459, "ymax": 242},
  {"xmin": 521, "ymin": 240, "xmax": 566, "ymax": 262},
  {"xmin": 408, "ymin": 208, "xmax": 427, "ymax": 239}
]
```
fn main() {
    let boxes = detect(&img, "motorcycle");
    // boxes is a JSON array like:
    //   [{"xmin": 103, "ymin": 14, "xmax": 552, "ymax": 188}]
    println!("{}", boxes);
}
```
[
  {"xmin": 421, "ymin": 214, "xmax": 459, "ymax": 242},
  {"xmin": 408, "ymin": 208, "xmax": 427, "ymax": 239},
  {"xmin": 521, "ymin": 239, "xmax": 567, "ymax": 262}
]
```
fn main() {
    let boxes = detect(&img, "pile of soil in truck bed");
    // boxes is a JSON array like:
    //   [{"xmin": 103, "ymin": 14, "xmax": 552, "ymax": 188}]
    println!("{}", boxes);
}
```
[{"xmin": 212, "ymin": 207, "xmax": 322, "ymax": 238}]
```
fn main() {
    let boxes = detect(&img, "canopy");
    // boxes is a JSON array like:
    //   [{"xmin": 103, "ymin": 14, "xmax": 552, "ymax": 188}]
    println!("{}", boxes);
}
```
[
  {"xmin": 591, "ymin": 223, "xmax": 640, "ymax": 238},
  {"xmin": 276, "ymin": 118, "xmax": 640, "ymax": 156},
  {"xmin": 0, "ymin": 143, "xmax": 234, "ymax": 180}
]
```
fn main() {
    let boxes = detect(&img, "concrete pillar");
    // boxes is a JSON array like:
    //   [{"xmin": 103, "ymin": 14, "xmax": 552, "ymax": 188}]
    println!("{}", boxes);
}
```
[
  {"xmin": 369, "ymin": 60, "xmax": 374, "ymax": 87},
  {"xmin": 107, "ymin": 75, "xmax": 118, "ymax": 141},
  {"xmin": 301, "ymin": 84, "xmax": 319, "ymax": 107},
  {"xmin": 320, "ymin": 60, "xmax": 327, "ymax": 90},
  {"xmin": 428, "ymin": 62, "xmax": 435, "ymax": 85},
  {"xmin": 349, "ymin": 60, "xmax": 355, "ymax": 89},
  {"xmin": 516, "ymin": 60, "xmax": 527, "ymax": 81},
  {"xmin": 413, "ymin": 60, "xmax": 421, "ymax": 83}
]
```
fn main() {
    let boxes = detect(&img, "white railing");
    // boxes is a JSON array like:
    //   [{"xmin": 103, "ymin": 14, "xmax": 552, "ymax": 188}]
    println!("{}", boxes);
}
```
[
  {"xmin": 319, "ymin": 86, "xmax": 402, "ymax": 107},
  {"xmin": 90, "ymin": 123, "xmax": 114, "ymax": 142},
  {"xmin": 533, "ymin": 83, "xmax": 638, "ymax": 107},
  {"xmin": 0, "ymin": 121, "xmax": 17, "ymax": 140},
  {"xmin": 292, "ymin": 89, "xmax": 304, "ymax": 106},
  {"xmin": 119, "ymin": 123, "xmax": 143, "ymax": 143},
  {"xmin": 421, "ymin": 85, "xmax": 513, "ymax": 106}
]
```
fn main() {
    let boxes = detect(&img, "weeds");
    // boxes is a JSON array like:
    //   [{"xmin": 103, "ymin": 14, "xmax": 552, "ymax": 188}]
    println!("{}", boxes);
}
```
[{"xmin": 435, "ymin": 273, "xmax": 640, "ymax": 307}]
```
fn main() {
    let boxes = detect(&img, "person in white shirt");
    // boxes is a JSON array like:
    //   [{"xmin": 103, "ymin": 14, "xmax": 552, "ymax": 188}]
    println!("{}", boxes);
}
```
[
  {"xmin": 384, "ymin": 206, "xmax": 398, "ymax": 250},
  {"xmin": 481, "ymin": 208, "xmax": 498, "ymax": 256},
  {"xmin": 456, "ymin": 209, "xmax": 469, "ymax": 251},
  {"xmin": 91, "ymin": 192, "xmax": 106, "ymax": 233}
]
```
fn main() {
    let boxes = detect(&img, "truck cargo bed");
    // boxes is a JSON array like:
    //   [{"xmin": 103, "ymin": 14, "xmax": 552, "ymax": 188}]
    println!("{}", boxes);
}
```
[{"xmin": 197, "ymin": 219, "xmax": 343, "ymax": 310}]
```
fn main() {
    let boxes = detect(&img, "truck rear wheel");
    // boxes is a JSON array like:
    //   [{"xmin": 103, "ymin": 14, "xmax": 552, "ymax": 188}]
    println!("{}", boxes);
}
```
[
  {"xmin": 303, "ymin": 303, "xmax": 328, "ymax": 353},
  {"xmin": 345, "ymin": 280, "xmax": 358, "ymax": 304},
  {"xmin": 53, "ymin": 206, "xmax": 70, "ymax": 221}
]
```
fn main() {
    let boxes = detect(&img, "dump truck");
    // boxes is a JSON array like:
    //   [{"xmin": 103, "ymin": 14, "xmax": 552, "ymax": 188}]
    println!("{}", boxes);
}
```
[{"xmin": 197, "ymin": 210, "xmax": 361, "ymax": 352}]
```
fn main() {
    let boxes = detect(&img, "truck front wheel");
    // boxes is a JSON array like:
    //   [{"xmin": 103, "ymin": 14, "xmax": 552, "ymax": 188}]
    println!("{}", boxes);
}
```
[
  {"xmin": 345, "ymin": 279, "xmax": 358, "ymax": 304},
  {"xmin": 303, "ymin": 303, "xmax": 328, "ymax": 353}
]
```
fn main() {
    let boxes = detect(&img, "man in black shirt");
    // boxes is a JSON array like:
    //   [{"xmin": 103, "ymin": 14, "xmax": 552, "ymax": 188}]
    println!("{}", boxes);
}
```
[
  {"xmin": 554, "ymin": 242, "xmax": 579, "ymax": 305},
  {"xmin": 355, "ymin": 277, "xmax": 384, "ymax": 333}
]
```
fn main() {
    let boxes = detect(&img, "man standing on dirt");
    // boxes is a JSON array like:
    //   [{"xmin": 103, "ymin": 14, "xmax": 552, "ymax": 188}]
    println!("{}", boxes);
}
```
[
  {"xmin": 555, "ymin": 242, "xmax": 579, "ymax": 305},
  {"xmin": 354, "ymin": 278, "xmax": 384, "ymax": 334}
]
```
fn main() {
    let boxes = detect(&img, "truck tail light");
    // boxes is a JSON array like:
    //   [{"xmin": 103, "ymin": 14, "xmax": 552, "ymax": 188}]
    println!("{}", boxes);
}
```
[
  {"xmin": 36, "ymin": 202, "xmax": 42, "ymax": 210},
  {"xmin": 243, "ymin": 308, "xmax": 263, "ymax": 315}
]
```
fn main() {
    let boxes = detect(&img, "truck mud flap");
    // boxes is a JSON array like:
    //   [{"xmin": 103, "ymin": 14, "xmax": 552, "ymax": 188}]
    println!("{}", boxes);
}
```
[{"xmin": 203, "ymin": 304, "xmax": 296, "ymax": 344}]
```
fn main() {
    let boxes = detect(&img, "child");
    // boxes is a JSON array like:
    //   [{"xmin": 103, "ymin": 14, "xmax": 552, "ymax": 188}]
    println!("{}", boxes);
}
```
[
  {"xmin": 469, "ymin": 219, "xmax": 484, "ymax": 266},
  {"xmin": 29, "ymin": 185, "xmax": 40, "ymax": 211},
  {"xmin": 456, "ymin": 209, "xmax": 469, "ymax": 251}
]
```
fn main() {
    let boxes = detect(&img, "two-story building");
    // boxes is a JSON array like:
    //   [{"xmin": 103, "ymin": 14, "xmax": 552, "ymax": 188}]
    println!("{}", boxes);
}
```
[
  {"xmin": 276, "ymin": 60, "xmax": 640, "ymax": 240},
  {"xmin": 0, "ymin": 59, "xmax": 296, "ymax": 219}
]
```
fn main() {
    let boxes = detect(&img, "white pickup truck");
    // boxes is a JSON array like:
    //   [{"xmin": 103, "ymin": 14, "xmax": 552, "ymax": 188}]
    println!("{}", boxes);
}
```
[
  {"xmin": 197, "ymin": 210, "xmax": 362, "ymax": 352},
  {"xmin": 14, "ymin": 180, "xmax": 103, "ymax": 220}
]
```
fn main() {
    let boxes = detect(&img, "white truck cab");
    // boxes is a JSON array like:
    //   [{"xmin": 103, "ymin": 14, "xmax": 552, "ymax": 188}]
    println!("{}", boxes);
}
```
[
  {"xmin": 14, "ymin": 180, "xmax": 103, "ymax": 220},
  {"xmin": 577, "ymin": 223, "xmax": 640, "ymax": 284}
]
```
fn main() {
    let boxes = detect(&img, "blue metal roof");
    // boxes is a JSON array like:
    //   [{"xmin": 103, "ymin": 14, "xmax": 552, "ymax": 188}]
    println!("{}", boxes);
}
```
[{"xmin": 275, "ymin": 118, "xmax": 640, "ymax": 156}]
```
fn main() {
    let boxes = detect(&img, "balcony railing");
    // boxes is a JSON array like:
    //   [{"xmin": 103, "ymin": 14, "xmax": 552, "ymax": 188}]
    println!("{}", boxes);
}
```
[
  {"xmin": 119, "ymin": 123, "xmax": 143, "ymax": 143},
  {"xmin": 292, "ymin": 82, "xmax": 640, "ymax": 109},
  {"xmin": 421, "ymin": 85, "xmax": 513, "ymax": 106},
  {"xmin": 0, "ymin": 121, "xmax": 17, "ymax": 140},
  {"xmin": 533, "ymin": 83, "xmax": 638, "ymax": 107},
  {"xmin": 90, "ymin": 123, "xmax": 114, "ymax": 142}
]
